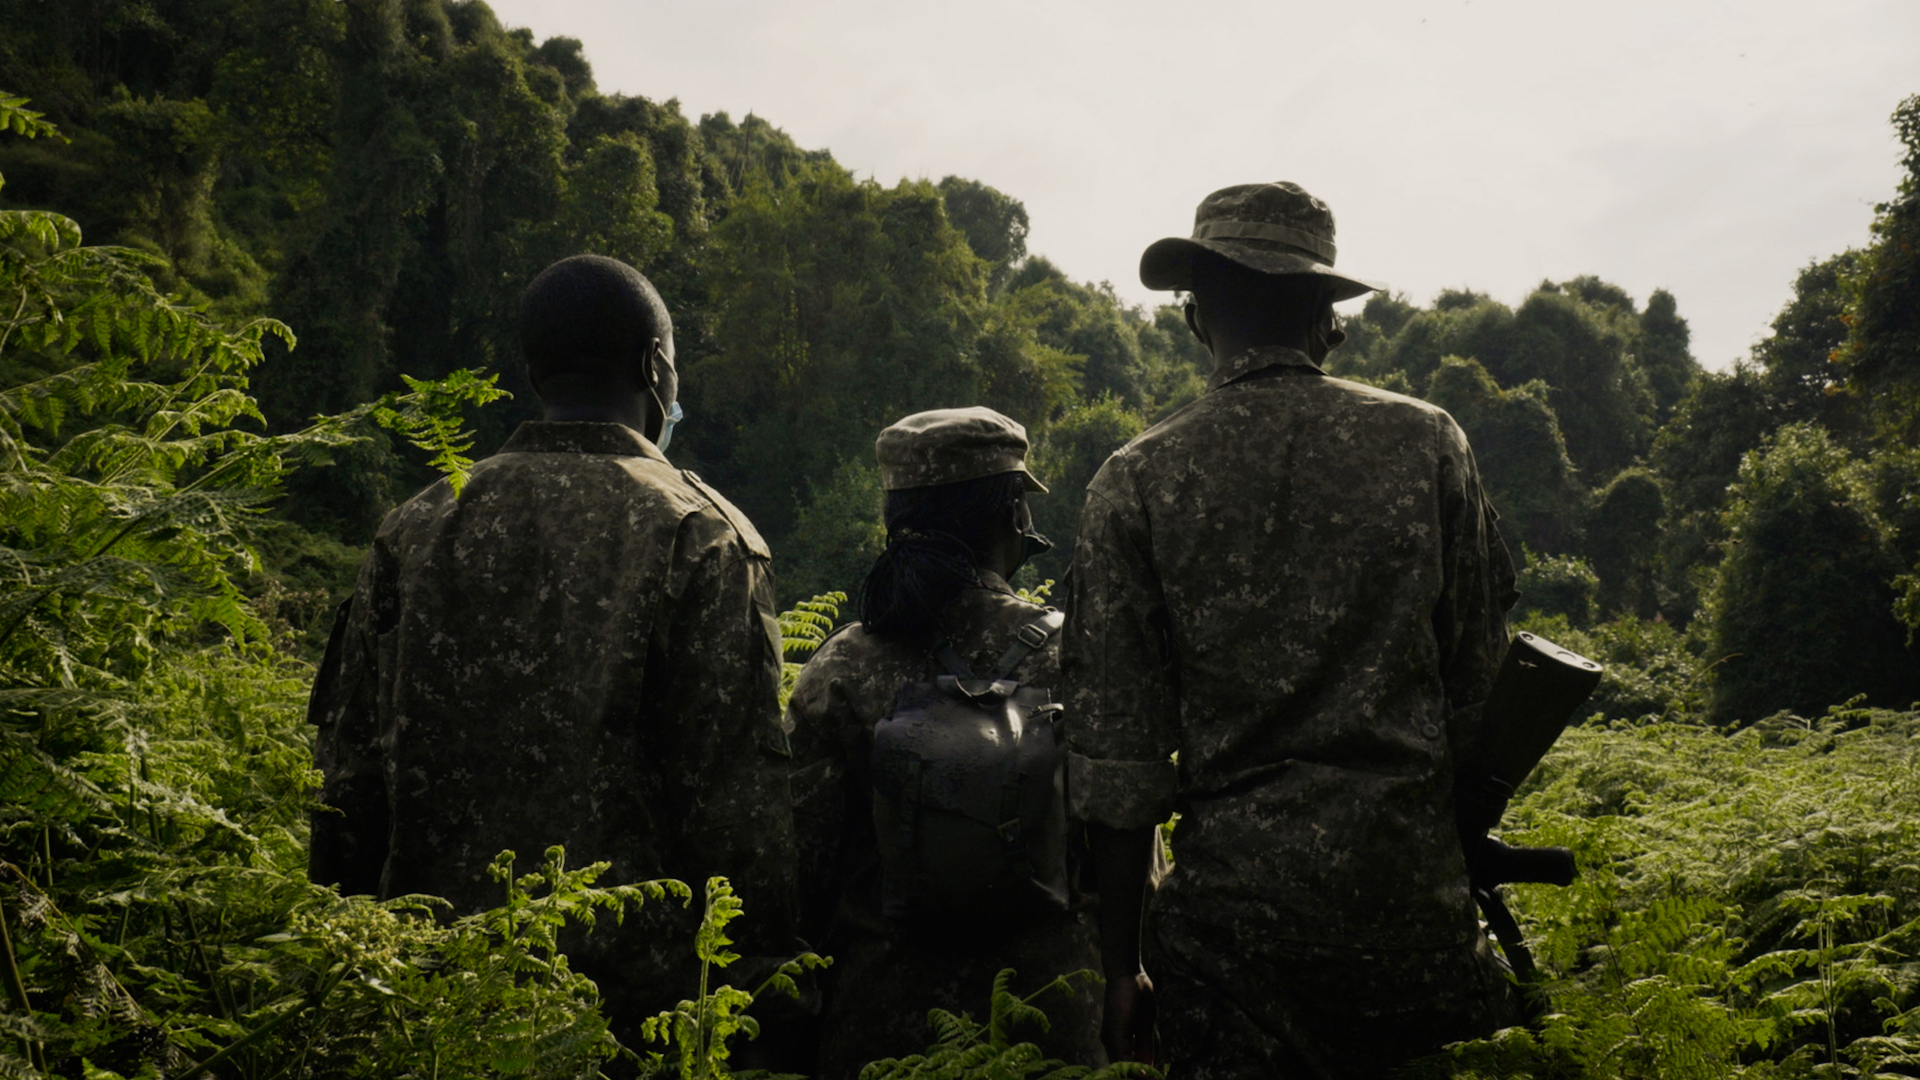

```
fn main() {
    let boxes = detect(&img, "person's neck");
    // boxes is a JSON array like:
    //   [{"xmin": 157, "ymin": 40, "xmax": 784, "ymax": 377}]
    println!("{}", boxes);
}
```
[
  {"xmin": 540, "ymin": 398, "xmax": 653, "ymax": 436},
  {"xmin": 978, "ymin": 529, "xmax": 1026, "ymax": 583},
  {"xmin": 1206, "ymin": 326, "xmax": 1314, "ymax": 368}
]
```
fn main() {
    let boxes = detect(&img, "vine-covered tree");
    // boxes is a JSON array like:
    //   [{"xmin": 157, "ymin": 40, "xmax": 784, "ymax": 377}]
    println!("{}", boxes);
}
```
[
  {"xmin": 937, "ymin": 174, "xmax": 1029, "ymax": 290},
  {"xmin": 685, "ymin": 166, "xmax": 990, "ymax": 541},
  {"xmin": 1028, "ymin": 396, "xmax": 1149, "ymax": 582},
  {"xmin": 1838, "ymin": 95, "xmax": 1920, "ymax": 643},
  {"xmin": 1006, "ymin": 256, "xmax": 1152, "ymax": 410},
  {"xmin": 1587, "ymin": 467, "xmax": 1666, "ymax": 620},
  {"xmin": 1505, "ymin": 285, "xmax": 1655, "ymax": 482},
  {"xmin": 1645, "ymin": 366, "xmax": 1773, "ymax": 623},
  {"xmin": 1706, "ymin": 424, "xmax": 1920, "ymax": 725},
  {"xmin": 1341, "ymin": 280, "xmax": 1665, "ymax": 483},
  {"xmin": 1753, "ymin": 252, "xmax": 1869, "ymax": 445},
  {"xmin": 1637, "ymin": 287, "xmax": 1697, "ymax": 422},
  {"xmin": 1422, "ymin": 355, "xmax": 1583, "ymax": 556},
  {"xmin": 1839, "ymin": 94, "xmax": 1920, "ymax": 445}
]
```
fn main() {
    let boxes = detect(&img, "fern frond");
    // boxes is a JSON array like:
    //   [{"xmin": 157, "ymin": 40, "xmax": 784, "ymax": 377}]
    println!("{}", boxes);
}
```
[
  {"xmin": 0, "ymin": 93, "xmax": 65, "ymax": 143},
  {"xmin": 0, "ymin": 725, "xmax": 113, "ymax": 822},
  {"xmin": 366, "ymin": 369, "xmax": 510, "ymax": 497}
]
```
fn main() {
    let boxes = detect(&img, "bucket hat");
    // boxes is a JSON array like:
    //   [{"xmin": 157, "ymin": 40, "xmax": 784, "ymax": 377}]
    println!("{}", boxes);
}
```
[
  {"xmin": 875, "ymin": 407, "xmax": 1048, "ymax": 494},
  {"xmin": 1140, "ymin": 182, "xmax": 1382, "ymax": 301}
]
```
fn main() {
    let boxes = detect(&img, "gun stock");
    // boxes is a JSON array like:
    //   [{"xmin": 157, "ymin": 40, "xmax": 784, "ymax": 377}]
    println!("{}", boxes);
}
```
[
  {"xmin": 1457, "ymin": 632, "xmax": 1603, "ymax": 997},
  {"xmin": 1459, "ymin": 633, "xmax": 1603, "ymax": 834}
]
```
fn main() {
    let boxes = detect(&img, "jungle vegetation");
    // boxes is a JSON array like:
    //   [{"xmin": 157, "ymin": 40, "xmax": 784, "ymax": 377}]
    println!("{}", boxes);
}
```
[{"xmin": 2, "ymin": 0, "xmax": 1919, "ymax": 1076}]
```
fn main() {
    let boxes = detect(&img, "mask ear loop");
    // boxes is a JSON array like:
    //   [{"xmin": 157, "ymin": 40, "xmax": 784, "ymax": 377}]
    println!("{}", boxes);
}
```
[
  {"xmin": 644, "ymin": 337, "xmax": 679, "ymax": 451},
  {"xmin": 1181, "ymin": 292, "xmax": 1212, "ymax": 352},
  {"xmin": 1323, "ymin": 310, "xmax": 1348, "ymax": 351},
  {"xmin": 1314, "ymin": 287, "xmax": 1348, "ymax": 356},
  {"xmin": 1007, "ymin": 492, "xmax": 1053, "ymax": 577}
]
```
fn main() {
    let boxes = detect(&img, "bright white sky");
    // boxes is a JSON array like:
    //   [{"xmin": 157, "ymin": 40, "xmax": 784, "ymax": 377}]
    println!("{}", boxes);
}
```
[{"xmin": 487, "ymin": 0, "xmax": 1918, "ymax": 371}]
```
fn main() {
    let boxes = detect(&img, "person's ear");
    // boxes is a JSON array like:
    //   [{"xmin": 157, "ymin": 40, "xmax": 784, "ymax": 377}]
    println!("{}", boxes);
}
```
[{"xmin": 1182, "ymin": 295, "xmax": 1212, "ymax": 353}]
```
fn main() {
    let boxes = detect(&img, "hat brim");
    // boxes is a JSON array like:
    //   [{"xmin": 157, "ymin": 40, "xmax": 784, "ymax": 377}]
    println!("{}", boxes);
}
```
[
  {"xmin": 1140, "ymin": 237, "xmax": 1383, "ymax": 302},
  {"xmin": 884, "ymin": 467, "xmax": 1050, "ymax": 494}
]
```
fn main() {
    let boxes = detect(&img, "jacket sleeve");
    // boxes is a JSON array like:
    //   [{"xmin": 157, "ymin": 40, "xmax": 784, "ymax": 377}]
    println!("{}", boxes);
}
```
[
  {"xmin": 782, "ymin": 637, "xmax": 860, "ymax": 944},
  {"xmin": 658, "ymin": 517, "xmax": 798, "ymax": 949},
  {"xmin": 308, "ymin": 546, "xmax": 393, "ymax": 896},
  {"xmin": 1061, "ymin": 465, "xmax": 1181, "ymax": 831},
  {"xmin": 1433, "ymin": 413, "xmax": 1519, "ymax": 766}
]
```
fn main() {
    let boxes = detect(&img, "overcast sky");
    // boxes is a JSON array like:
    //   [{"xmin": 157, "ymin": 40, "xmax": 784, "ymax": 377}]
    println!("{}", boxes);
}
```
[{"xmin": 486, "ymin": 0, "xmax": 1918, "ymax": 371}]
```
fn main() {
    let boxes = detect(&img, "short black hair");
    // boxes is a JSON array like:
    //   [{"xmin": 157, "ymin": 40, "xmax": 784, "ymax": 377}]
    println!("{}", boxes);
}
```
[{"xmin": 518, "ymin": 255, "xmax": 672, "ymax": 389}]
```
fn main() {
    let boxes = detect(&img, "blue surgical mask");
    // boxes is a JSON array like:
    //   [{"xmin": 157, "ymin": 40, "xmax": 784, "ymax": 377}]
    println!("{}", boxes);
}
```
[{"xmin": 657, "ymin": 399, "xmax": 683, "ymax": 453}]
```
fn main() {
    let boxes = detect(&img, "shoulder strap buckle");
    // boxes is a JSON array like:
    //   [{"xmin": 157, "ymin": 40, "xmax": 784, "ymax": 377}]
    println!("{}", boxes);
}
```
[{"xmin": 989, "ymin": 609, "xmax": 1065, "ymax": 680}]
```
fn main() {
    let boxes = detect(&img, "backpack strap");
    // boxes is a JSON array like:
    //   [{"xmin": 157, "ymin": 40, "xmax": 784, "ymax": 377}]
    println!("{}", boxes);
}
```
[
  {"xmin": 988, "ymin": 609, "xmax": 1066, "ymax": 680},
  {"xmin": 932, "ymin": 638, "xmax": 977, "ymax": 680}
]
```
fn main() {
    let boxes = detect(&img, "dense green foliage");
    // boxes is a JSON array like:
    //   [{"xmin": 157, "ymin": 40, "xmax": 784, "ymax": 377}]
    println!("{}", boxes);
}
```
[
  {"xmin": 856, "ymin": 969, "xmax": 1147, "ymax": 1080},
  {"xmin": 1409, "ymin": 706, "xmax": 1920, "ymax": 1079},
  {"xmin": 2, "ymin": 1, "xmax": 1919, "ymax": 1075},
  {"xmin": 0, "ymin": 101, "xmax": 1096, "ymax": 1075},
  {"xmin": 1705, "ymin": 424, "xmax": 1920, "ymax": 725},
  {"xmin": 1323, "ymin": 97, "xmax": 1920, "ymax": 724},
  {"xmin": 1422, "ymin": 356, "xmax": 1583, "ymax": 556},
  {"xmin": 0, "ymin": 0, "xmax": 1207, "ymax": 597},
  {"xmin": 1840, "ymin": 96, "xmax": 1920, "ymax": 446},
  {"xmin": 0, "ymin": 86, "xmax": 691, "ymax": 1077}
]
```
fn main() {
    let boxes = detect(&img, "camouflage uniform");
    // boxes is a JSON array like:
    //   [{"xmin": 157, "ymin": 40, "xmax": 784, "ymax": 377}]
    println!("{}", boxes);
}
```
[
  {"xmin": 308, "ymin": 420, "xmax": 797, "ymax": 1043},
  {"xmin": 787, "ymin": 571, "xmax": 1104, "ymax": 1079},
  {"xmin": 1064, "ymin": 345, "xmax": 1520, "ymax": 1079}
]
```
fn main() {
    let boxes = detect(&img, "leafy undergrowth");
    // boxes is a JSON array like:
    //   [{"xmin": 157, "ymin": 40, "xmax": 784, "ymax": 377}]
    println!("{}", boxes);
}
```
[
  {"xmin": 6, "ymin": 86, "xmax": 1917, "ymax": 1080},
  {"xmin": 856, "ymin": 968, "xmax": 1151, "ymax": 1080},
  {"xmin": 1405, "ymin": 705, "xmax": 1920, "ymax": 1079},
  {"xmin": 0, "ymin": 88, "xmax": 1143, "ymax": 1072},
  {"xmin": 0, "ymin": 634, "xmax": 1138, "ymax": 1079}
]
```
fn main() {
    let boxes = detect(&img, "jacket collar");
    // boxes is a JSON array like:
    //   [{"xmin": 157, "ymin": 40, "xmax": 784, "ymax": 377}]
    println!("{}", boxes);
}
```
[
  {"xmin": 1208, "ymin": 344, "xmax": 1325, "ymax": 391},
  {"xmin": 499, "ymin": 421, "xmax": 669, "ymax": 462}
]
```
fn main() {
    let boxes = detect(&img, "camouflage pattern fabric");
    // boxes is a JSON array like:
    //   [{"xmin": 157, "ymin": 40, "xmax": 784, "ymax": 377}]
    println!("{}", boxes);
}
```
[
  {"xmin": 1062, "ymin": 345, "xmax": 1520, "ymax": 1074},
  {"xmin": 308, "ymin": 420, "xmax": 797, "ymax": 1044},
  {"xmin": 786, "ymin": 573, "xmax": 1104, "ymax": 1079},
  {"xmin": 1139, "ymin": 181, "xmax": 1381, "ymax": 300}
]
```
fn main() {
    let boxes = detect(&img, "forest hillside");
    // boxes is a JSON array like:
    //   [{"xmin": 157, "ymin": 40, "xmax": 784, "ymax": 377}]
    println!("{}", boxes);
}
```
[{"xmin": 2, "ymin": 1, "xmax": 1919, "ymax": 1076}]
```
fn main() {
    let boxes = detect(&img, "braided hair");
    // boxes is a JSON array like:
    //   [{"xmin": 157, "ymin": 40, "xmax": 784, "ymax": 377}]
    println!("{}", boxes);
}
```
[{"xmin": 859, "ymin": 471, "xmax": 1028, "ymax": 648}]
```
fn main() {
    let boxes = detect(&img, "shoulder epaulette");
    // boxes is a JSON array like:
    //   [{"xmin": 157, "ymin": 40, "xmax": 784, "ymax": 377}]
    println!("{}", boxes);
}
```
[{"xmin": 680, "ymin": 469, "xmax": 771, "ymax": 559}]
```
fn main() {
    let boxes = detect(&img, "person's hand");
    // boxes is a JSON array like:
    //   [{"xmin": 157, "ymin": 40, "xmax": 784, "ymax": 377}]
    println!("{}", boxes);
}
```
[{"xmin": 1102, "ymin": 969, "xmax": 1156, "ymax": 1065}]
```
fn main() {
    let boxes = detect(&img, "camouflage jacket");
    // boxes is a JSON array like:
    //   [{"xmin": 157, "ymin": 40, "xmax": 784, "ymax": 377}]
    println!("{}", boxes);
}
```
[
  {"xmin": 308, "ymin": 421, "xmax": 796, "ymax": 974},
  {"xmin": 785, "ymin": 572, "xmax": 1079, "ymax": 938},
  {"xmin": 1063, "ymin": 345, "xmax": 1517, "ymax": 950},
  {"xmin": 785, "ymin": 574, "xmax": 1103, "ymax": 1073}
]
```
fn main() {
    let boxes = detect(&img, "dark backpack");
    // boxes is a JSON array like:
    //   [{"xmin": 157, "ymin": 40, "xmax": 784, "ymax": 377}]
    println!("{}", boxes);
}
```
[{"xmin": 870, "ymin": 610, "xmax": 1071, "ymax": 931}]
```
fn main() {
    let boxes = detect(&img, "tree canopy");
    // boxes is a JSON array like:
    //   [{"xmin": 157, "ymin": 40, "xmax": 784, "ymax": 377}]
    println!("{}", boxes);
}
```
[
  {"xmin": 4, "ymin": 0, "xmax": 1915, "ymax": 715},
  {"xmin": 4, "ymin": 4, "xmax": 1920, "ymax": 1075}
]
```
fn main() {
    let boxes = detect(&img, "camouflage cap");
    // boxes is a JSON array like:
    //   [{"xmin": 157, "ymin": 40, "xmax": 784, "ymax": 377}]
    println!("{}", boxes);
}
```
[
  {"xmin": 1140, "ymin": 182, "xmax": 1383, "ymax": 301},
  {"xmin": 875, "ymin": 407, "xmax": 1048, "ymax": 493}
]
